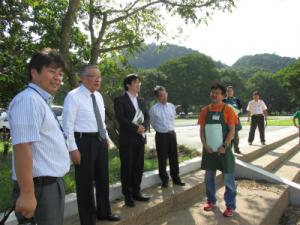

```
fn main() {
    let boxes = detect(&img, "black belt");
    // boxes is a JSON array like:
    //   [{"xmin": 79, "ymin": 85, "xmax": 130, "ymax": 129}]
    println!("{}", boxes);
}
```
[
  {"xmin": 75, "ymin": 132, "xmax": 99, "ymax": 138},
  {"xmin": 33, "ymin": 176, "xmax": 58, "ymax": 185},
  {"xmin": 252, "ymin": 114, "xmax": 264, "ymax": 116},
  {"xmin": 156, "ymin": 130, "xmax": 175, "ymax": 135}
]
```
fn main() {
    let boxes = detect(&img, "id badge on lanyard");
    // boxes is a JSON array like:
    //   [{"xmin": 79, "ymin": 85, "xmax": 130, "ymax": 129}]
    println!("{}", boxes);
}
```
[{"xmin": 212, "ymin": 113, "xmax": 220, "ymax": 121}]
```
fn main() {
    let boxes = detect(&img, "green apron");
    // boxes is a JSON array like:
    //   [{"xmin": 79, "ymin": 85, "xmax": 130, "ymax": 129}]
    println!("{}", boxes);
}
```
[{"xmin": 201, "ymin": 104, "xmax": 235, "ymax": 173}]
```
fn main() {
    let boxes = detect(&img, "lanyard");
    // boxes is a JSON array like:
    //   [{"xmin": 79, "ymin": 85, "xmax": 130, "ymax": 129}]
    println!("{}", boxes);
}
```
[{"xmin": 27, "ymin": 86, "xmax": 66, "ymax": 141}]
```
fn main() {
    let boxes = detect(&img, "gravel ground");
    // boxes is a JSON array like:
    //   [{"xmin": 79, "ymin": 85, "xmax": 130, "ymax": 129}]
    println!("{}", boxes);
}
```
[{"xmin": 279, "ymin": 206, "xmax": 300, "ymax": 225}]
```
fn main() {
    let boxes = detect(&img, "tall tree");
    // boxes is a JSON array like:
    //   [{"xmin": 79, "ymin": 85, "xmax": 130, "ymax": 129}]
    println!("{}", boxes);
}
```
[{"xmin": 1, "ymin": 0, "xmax": 236, "ymax": 144}]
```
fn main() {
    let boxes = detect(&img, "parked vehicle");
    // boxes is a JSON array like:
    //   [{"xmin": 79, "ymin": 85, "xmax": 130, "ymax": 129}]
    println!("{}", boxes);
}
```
[{"xmin": 0, "ymin": 105, "xmax": 63, "ymax": 136}]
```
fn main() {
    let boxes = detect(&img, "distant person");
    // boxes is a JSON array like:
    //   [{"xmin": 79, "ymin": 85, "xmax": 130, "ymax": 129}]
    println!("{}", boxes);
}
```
[
  {"xmin": 63, "ymin": 65, "xmax": 120, "ymax": 225},
  {"xmin": 149, "ymin": 86, "xmax": 185, "ymax": 188},
  {"xmin": 223, "ymin": 86, "xmax": 243, "ymax": 154},
  {"xmin": 198, "ymin": 84, "xmax": 237, "ymax": 217},
  {"xmin": 292, "ymin": 109, "xmax": 300, "ymax": 144},
  {"xmin": 8, "ymin": 48, "xmax": 70, "ymax": 225},
  {"xmin": 246, "ymin": 91, "xmax": 268, "ymax": 145},
  {"xmin": 114, "ymin": 74, "xmax": 150, "ymax": 207}
]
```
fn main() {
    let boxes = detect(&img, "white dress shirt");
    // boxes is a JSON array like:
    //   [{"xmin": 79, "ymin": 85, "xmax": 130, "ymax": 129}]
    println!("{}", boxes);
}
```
[
  {"xmin": 126, "ymin": 91, "xmax": 139, "ymax": 111},
  {"xmin": 9, "ymin": 83, "xmax": 70, "ymax": 180},
  {"xmin": 63, "ymin": 84, "xmax": 108, "ymax": 151},
  {"xmin": 247, "ymin": 99, "xmax": 267, "ymax": 115},
  {"xmin": 149, "ymin": 102, "xmax": 175, "ymax": 133}
]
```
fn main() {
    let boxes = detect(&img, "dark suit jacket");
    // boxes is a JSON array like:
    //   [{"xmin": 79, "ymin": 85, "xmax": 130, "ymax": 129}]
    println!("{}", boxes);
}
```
[{"xmin": 114, "ymin": 93, "xmax": 149, "ymax": 146}]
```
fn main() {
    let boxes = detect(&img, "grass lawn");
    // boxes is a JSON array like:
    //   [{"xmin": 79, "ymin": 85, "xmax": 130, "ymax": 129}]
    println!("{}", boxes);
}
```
[
  {"xmin": 241, "ymin": 119, "xmax": 293, "ymax": 126},
  {"xmin": 0, "ymin": 145, "xmax": 199, "ymax": 212}
]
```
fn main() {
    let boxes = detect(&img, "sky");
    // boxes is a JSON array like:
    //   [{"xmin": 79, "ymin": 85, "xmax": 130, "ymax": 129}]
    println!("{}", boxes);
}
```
[{"xmin": 148, "ymin": 0, "xmax": 300, "ymax": 65}]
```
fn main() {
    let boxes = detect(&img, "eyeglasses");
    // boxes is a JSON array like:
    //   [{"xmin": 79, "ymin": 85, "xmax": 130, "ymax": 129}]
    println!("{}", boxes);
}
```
[{"xmin": 85, "ymin": 75, "xmax": 102, "ymax": 81}]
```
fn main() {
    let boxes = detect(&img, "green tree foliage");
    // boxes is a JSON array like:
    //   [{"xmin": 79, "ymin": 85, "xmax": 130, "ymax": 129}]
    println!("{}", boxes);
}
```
[
  {"xmin": 139, "ymin": 69, "xmax": 168, "ymax": 103},
  {"xmin": 232, "ymin": 53, "xmax": 296, "ymax": 73},
  {"xmin": 247, "ymin": 71, "xmax": 291, "ymax": 113},
  {"xmin": 275, "ymin": 59, "xmax": 300, "ymax": 106},
  {"xmin": 158, "ymin": 53, "xmax": 219, "ymax": 112}
]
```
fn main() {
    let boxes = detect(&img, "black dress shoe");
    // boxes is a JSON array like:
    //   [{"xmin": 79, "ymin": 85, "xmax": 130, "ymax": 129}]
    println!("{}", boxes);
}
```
[
  {"xmin": 173, "ymin": 180, "xmax": 185, "ymax": 186},
  {"xmin": 125, "ymin": 196, "xmax": 135, "ymax": 207},
  {"xmin": 234, "ymin": 148, "xmax": 241, "ymax": 154},
  {"xmin": 133, "ymin": 193, "xmax": 150, "ymax": 201},
  {"xmin": 98, "ymin": 214, "xmax": 121, "ymax": 221}
]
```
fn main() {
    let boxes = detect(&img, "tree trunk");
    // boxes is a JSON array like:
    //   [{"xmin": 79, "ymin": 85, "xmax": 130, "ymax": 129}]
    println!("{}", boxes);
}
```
[{"xmin": 102, "ymin": 92, "xmax": 120, "ymax": 148}]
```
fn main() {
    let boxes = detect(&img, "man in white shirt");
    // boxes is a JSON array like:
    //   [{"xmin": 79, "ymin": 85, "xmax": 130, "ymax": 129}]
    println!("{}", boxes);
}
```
[
  {"xmin": 246, "ymin": 91, "xmax": 268, "ymax": 145},
  {"xmin": 9, "ymin": 48, "xmax": 70, "ymax": 225},
  {"xmin": 63, "ymin": 65, "xmax": 120, "ymax": 225},
  {"xmin": 149, "ymin": 86, "xmax": 185, "ymax": 188}
]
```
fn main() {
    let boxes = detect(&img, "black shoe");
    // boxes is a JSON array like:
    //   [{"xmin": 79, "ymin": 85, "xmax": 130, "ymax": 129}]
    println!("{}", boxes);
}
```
[
  {"xmin": 161, "ymin": 180, "xmax": 169, "ymax": 188},
  {"xmin": 249, "ymin": 142, "xmax": 252, "ymax": 145},
  {"xmin": 97, "ymin": 214, "xmax": 121, "ymax": 221},
  {"xmin": 173, "ymin": 180, "xmax": 185, "ymax": 186},
  {"xmin": 125, "ymin": 196, "xmax": 135, "ymax": 207},
  {"xmin": 133, "ymin": 193, "xmax": 151, "ymax": 201},
  {"xmin": 261, "ymin": 141, "xmax": 266, "ymax": 145},
  {"xmin": 234, "ymin": 148, "xmax": 241, "ymax": 154}
]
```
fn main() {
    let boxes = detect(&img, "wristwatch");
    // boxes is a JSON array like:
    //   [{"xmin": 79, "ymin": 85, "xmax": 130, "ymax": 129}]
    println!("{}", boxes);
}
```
[{"xmin": 222, "ymin": 143, "xmax": 228, "ymax": 148}]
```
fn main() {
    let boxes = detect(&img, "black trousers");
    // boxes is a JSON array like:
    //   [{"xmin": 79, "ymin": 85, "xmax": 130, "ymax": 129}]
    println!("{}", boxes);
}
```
[
  {"xmin": 119, "ymin": 142, "xmax": 144, "ymax": 196},
  {"xmin": 155, "ymin": 131, "xmax": 180, "ymax": 183},
  {"xmin": 248, "ymin": 114, "xmax": 265, "ymax": 143},
  {"xmin": 75, "ymin": 134, "xmax": 111, "ymax": 225}
]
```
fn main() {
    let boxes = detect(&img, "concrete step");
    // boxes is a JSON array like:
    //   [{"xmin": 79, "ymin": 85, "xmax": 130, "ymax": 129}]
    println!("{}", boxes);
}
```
[
  {"xmin": 64, "ymin": 170, "xmax": 224, "ymax": 225},
  {"xmin": 237, "ymin": 131, "xmax": 298, "ymax": 163},
  {"xmin": 274, "ymin": 145, "xmax": 300, "ymax": 182},
  {"xmin": 148, "ymin": 180, "xmax": 288, "ymax": 225},
  {"xmin": 251, "ymin": 138, "xmax": 300, "ymax": 172}
]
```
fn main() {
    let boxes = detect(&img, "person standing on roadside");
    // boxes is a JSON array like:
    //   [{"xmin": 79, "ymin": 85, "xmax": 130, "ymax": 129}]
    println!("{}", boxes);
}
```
[
  {"xmin": 198, "ymin": 84, "xmax": 237, "ymax": 217},
  {"xmin": 9, "ymin": 48, "xmax": 70, "ymax": 225},
  {"xmin": 223, "ymin": 86, "xmax": 243, "ymax": 154},
  {"xmin": 247, "ymin": 91, "xmax": 268, "ymax": 145},
  {"xmin": 63, "ymin": 65, "xmax": 120, "ymax": 225},
  {"xmin": 149, "ymin": 85, "xmax": 185, "ymax": 188},
  {"xmin": 292, "ymin": 109, "xmax": 300, "ymax": 144},
  {"xmin": 114, "ymin": 74, "xmax": 150, "ymax": 207}
]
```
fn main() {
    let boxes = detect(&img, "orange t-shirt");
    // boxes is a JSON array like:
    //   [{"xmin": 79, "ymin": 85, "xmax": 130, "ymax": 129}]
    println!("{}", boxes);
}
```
[{"xmin": 198, "ymin": 103, "xmax": 238, "ymax": 127}]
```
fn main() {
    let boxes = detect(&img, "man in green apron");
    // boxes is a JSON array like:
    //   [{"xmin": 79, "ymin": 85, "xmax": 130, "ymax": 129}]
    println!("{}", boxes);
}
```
[{"xmin": 198, "ymin": 84, "xmax": 237, "ymax": 217}]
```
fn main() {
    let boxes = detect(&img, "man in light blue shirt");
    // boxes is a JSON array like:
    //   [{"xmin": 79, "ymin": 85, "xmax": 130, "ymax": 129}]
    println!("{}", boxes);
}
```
[
  {"xmin": 8, "ymin": 48, "xmax": 70, "ymax": 225},
  {"xmin": 149, "ymin": 86, "xmax": 185, "ymax": 188}
]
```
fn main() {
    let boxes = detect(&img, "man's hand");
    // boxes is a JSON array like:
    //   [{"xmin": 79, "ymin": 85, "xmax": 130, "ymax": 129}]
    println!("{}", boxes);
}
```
[
  {"xmin": 15, "ymin": 192, "xmax": 37, "ymax": 219},
  {"xmin": 70, "ymin": 150, "xmax": 81, "ymax": 165},
  {"xmin": 218, "ymin": 146, "xmax": 226, "ymax": 155},
  {"xmin": 204, "ymin": 144, "xmax": 213, "ymax": 154},
  {"xmin": 137, "ymin": 125, "xmax": 145, "ymax": 134}
]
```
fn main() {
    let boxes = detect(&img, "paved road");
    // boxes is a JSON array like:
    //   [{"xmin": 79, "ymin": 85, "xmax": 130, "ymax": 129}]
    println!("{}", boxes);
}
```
[{"xmin": 146, "ymin": 125, "xmax": 296, "ymax": 152}]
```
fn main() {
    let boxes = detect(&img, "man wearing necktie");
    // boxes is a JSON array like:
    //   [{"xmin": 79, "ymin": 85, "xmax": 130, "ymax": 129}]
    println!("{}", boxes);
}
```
[{"xmin": 63, "ymin": 65, "xmax": 120, "ymax": 225}]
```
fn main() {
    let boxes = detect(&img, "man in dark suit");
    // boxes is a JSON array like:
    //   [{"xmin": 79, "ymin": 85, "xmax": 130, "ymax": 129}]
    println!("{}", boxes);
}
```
[{"xmin": 114, "ymin": 74, "xmax": 150, "ymax": 207}]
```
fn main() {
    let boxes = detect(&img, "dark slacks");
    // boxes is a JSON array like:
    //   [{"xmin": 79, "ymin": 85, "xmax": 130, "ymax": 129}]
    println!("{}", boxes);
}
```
[
  {"xmin": 155, "ymin": 131, "xmax": 180, "ymax": 183},
  {"xmin": 248, "ymin": 114, "xmax": 265, "ymax": 143},
  {"xmin": 75, "ymin": 134, "xmax": 111, "ymax": 225},
  {"xmin": 13, "ymin": 178, "xmax": 65, "ymax": 225},
  {"xmin": 233, "ymin": 129, "xmax": 240, "ymax": 151},
  {"xmin": 119, "ymin": 142, "xmax": 144, "ymax": 196}
]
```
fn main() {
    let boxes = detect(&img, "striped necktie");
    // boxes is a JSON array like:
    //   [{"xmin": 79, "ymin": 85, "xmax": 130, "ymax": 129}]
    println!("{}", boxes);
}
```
[{"xmin": 91, "ymin": 93, "xmax": 106, "ymax": 140}]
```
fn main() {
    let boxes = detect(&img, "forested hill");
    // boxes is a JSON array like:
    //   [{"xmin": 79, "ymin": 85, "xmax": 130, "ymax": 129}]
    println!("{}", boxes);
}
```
[
  {"xmin": 232, "ymin": 53, "xmax": 296, "ymax": 72},
  {"xmin": 127, "ymin": 43, "xmax": 226, "ymax": 69}
]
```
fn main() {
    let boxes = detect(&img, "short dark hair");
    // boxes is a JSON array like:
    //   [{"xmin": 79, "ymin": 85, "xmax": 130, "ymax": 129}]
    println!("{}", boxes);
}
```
[
  {"xmin": 253, "ymin": 91, "xmax": 260, "ymax": 96},
  {"xmin": 211, "ymin": 83, "xmax": 226, "ymax": 95},
  {"xmin": 79, "ymin": 64, "xmax": 99, "ymax": 77},
  {"xmin": 154, "ymin": 85, "xmax": 166, "ymax": 97},
  {"xmin": 28, "ymin": 48, "xmax": 65, "ymax": 81},
  {"xmin": 123, "ymin": 73, "xmax": 139, "ymax": 91}
]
